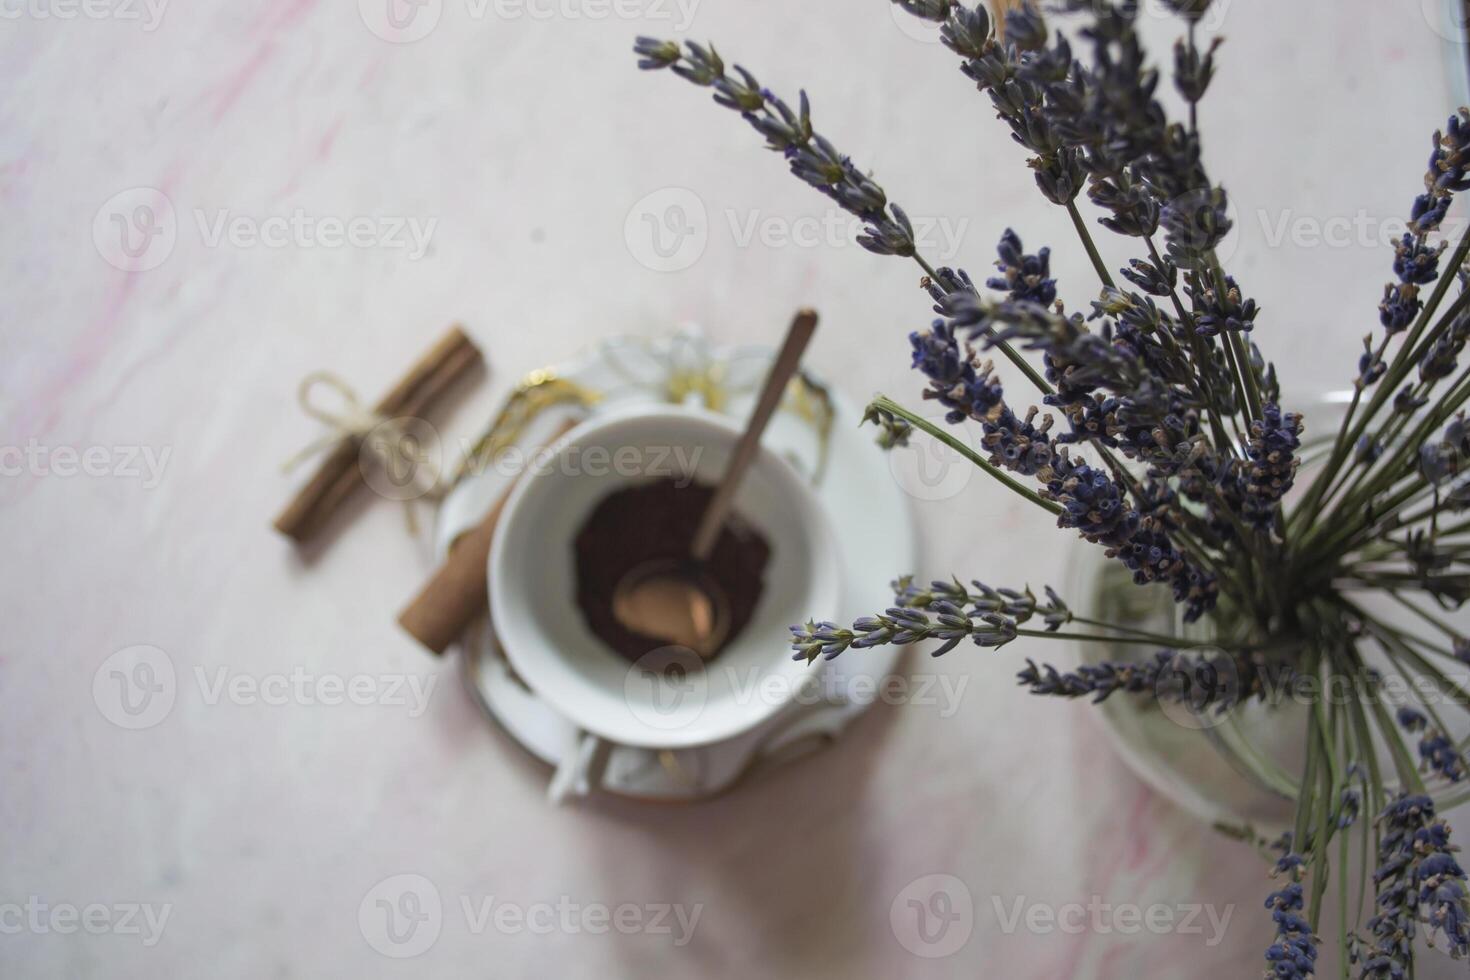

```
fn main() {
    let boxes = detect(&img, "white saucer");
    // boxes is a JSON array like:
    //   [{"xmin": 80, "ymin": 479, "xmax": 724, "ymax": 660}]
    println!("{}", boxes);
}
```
[{"xmin": 434, "ymin": 331, "xmax": 916, "ymax": 802}]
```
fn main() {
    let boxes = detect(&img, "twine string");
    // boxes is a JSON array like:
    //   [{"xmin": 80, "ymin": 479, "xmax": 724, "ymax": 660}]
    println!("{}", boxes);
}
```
[{"xmin": 283, "ymin": 371, "xmax": 443, "ymax": 533}]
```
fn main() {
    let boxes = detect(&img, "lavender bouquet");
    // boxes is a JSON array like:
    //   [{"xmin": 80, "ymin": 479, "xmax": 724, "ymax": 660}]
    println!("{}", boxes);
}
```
[{"xmin": 636, "ymin": 1, "xmax": 1470, "ymax": 974}]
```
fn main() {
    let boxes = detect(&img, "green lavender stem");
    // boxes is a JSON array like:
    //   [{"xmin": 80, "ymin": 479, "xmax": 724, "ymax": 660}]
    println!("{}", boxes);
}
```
[
  {"xmin": 867, "ymin": 395, "xmax": 1063, "ymax": 516},
  {"xmin": 1066, "ymin": 200, "xmax": 1115, "ymax": 290},
  {"xmin": 1303, "ymin": 224, "xmax": 1470, "ymax": 524}
]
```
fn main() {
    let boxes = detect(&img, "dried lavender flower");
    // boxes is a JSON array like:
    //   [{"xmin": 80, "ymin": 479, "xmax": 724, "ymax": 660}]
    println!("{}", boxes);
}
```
[
  {"xmin": 940, "ymin": 4, "xmax": 991, "ymax": 58},
  {"xmin": 1419, "ymin": 310, "xmax": 1470, "ymax": 383},
  {"xmin": 789, "ymin": 601, "xmax": 1017, "ymax": 662},
  {"xmin": 1420, "ymin": 414, "xmax": 1469, "ymax": 487},
  {"xmin": 1162, "ymin": 187, "xmax": 1233, "ymax": 270},
  {"xmin": 1394, "ymin": 235, "xmax": 1448, "ymax": 286},
  {"xmin": 1090, "ymin": 168, "xmax": 1161, "ymax": 238},
  {"xmin": 1379, "ymin": 283, "xmax": 1422, "ymax": 336},
  {"xmin": 1120, "ymin": 255, "xmax": 1177, "ymax": 297},
  {"xmin": 1002, "ymin": 0, "xmax": 1047, "ymax": 53},
  {"xmin": 791, "ymin": 577, "xmax": 1082, "ymax": 663},
  {"xmin": 1361, "ymin": 794, "xmax": 1470, "ymax": 974},
  {"xmin": 1410, "ymin": 109, "xmax": 1470, "ymax": 237},
  {"xmin": 1397, "ymin": 707, "xmax": 1466, "ymax": 783},
  {"xmin": 988, "ymin": 229, "xmax": 1058, "ymax": 306},
  {"xmin": 1016, "ymin": 648, "xmax": 1239, "ymax": 711},
  {"xmin": 1242, "ymin": 403, "xmax": 1303, "ymax": 528},
  {"xmin": 1190, "ymin": 272, "xmax": 1257, "ymax": 337},
  {"xmin": 1263, "ymin": 875, "xmax": 1319, "ymax": 980},
  {"xmin": 632, "ymin": 38, "xmax": 918, "ymax": 258},
  {"xmin": 892, "ymin": 577, "xmax": 1074, "ymax": 631},
  {"xmin": 1173, "ymin": 36, "xmax": 1222, "ymax": 105}
]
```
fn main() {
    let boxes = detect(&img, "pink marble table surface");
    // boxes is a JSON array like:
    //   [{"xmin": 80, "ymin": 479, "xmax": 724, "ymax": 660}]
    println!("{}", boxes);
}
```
[{"xmin": 4, "ymin": 0, "xmax": 1469, "ymax": 976}]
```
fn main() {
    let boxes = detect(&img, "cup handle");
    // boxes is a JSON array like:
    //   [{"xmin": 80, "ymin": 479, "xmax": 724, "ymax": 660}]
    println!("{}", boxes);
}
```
[{"xmin": 546, "ymin": 731, "xmax": 612, "ymax": 805}]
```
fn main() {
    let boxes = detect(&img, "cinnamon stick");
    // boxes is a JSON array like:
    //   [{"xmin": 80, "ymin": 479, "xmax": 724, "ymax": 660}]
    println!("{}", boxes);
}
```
[
  {"xmin": 274, "ymin": 326, "xmax": 483, "ymax": 544},
  {"xmin": 398, "ymin": 418, "xmax": 579, "ymax": 654}
]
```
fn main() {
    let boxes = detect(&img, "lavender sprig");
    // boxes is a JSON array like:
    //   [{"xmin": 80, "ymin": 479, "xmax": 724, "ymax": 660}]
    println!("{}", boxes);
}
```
[
  {"xmin": 789, "ymin": 576, "xmax": 1074, "ymax": 663},
  {"xmin": 892, "ymin": 576, "xmax": 1074, "ymax": 629},
  {"xmin": 794, "ymin": 576, "xmax": 1244, "ymax": 709},
  {"xmin": 789, "ymin": 604, "xmax": 1017, "ymax": 662},
  {"xmin": 1305, "ymin": 115, "xmax": 1470, "ymax": 533},
  {"xmin": 1410, "ymin": 110, "xmax": 1470, "ymax": 238},
  {"xmin": 1015, "ymin": 648, "xmax": 1240, "ymax": 711},
  {"xmin": 1396, "ymin": 707, "xmax": 1467, "ymax": 783},
  {"xmin": 1360, "ymin": 794, "xmax": 1470, "ymax": 975},
  {"xmin": 632, "ymin": 33, "xmax": 1055, "ymax": 396},
  {"xmin": 632, "ymin": 38, "xmax": 917, "ymax": 259},
  {"xmin": 1264, "ymin": 871, "xmax": 1319, "ymax": 980}
]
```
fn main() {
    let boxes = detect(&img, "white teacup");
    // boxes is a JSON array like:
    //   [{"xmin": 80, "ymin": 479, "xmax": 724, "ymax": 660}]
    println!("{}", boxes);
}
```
[{"xmin": 489, "ymin": 403, "xmax": 840, "ymax": 750}]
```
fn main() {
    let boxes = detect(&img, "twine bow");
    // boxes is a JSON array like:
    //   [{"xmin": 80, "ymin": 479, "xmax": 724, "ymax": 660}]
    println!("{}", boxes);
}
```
[{"xmin": 283, "ymin": 371, "xmax": 444, "ymax": 534}]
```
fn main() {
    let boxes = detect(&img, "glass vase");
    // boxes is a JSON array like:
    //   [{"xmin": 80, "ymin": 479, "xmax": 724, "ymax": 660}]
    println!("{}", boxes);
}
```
[{"xmin": 1066, "ymin": 393, "xmax": 1470, "ymax": 833}]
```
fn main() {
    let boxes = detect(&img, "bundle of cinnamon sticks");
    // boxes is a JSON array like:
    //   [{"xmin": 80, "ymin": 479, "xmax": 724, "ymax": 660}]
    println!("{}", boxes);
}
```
[{"xmin": 274, "ymin": 326, "xmax": 483, "ymax": 544}]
